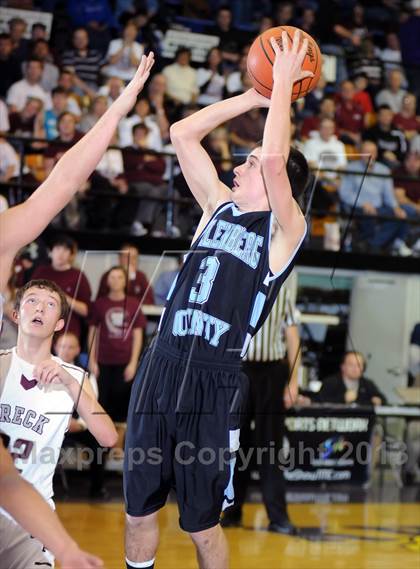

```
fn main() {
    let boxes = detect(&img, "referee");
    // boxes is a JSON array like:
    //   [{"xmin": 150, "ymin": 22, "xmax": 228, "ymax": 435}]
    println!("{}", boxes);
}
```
[{"xmin": 221, "ymin": 271, "xmax": 301, "ymax": 534}]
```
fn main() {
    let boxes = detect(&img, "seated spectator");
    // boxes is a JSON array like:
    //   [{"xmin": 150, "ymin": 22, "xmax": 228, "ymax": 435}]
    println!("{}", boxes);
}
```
[
  {"xmin": 339, "ymin": 140, "xmax": 411, "ymax": 255},
  {"xmin": 335, "ymin": 80, "xmax": 366, "ymax": 145},
  {"xmin": 303, "ymin": 118, "xmax": 347, "ymax": 187},
  {"xmin": 228, "ymin": 107, "xmax": 265, "ymax": 156},
  {"xmin": 9, "ymin": 17, "xmax": 29, "ymax": 64},
  {"xmin": 376, "ymin": 69, "xmax": 407, "ymax": 114},
  {"xmin": 379, "ymin": 31, "xmax": 404, "ymax": 75},
  {"xmin": 97, "ymin": 243, "xmax": 154, "ymax": 304},
  {"xmin": 301, "ymin": 96, "xmax": 336, "ymax": 140},
  {"xmin": 162, "ymin": 47, "xmax": 198, "ymax": 106},
  {"xmin": 333, "ymin": 3, "xmax": 368, "ymax": 51},
  {"xmin": 8, "ymin": 97, "xmax": 44, "ymax": 138},
  {"xmin": 209, "ymin": 6, "xmax": 245, "ymax": 68},
  {"xmin": 393, "ymin": 152, "xmax": 420, "ymax": 252},
  {"xmin": 118, "ymin": 95, "xmax": 162, "ymax": 149},
  {"xmin": 102, "ymin": 20, "xmax": 143, "ymax": 81},
  {"xmin": 146, "ymin": 73, "xmax": 175, "ymax": 143},
  {"xmin": 119, "ymin": 123, "xmax": 168, "ymax": 235},
  {"xmin": 6, "ymin": 59, "xmax": 52, "ymax": 113},
  {"xmin": 98, "ymin": 75, "xmax": 124, "ymax": 106},
  {"xmin": 0, "ymin": 137, "xmax": 19, "ymax": 182},
  {"xmin": 274, "ymin": 1, "xmax": 295, "ymax": 27},
  {"xmin": 0, "ymin": 33, "xmax": 22, "ymax": 98},
  {"xmin": 88, "ymin": 266, "xmax": 146, "ymax": 457},
  {"xmin": 29, "ymin": 39, "xmax": 59, "ymax": 92},
  {"xmin": 363, "ymin": 105, "xmax": 407, "ymax": 168},
  {"xmin": 393, "ymin": 93, "xmax": 420, "ymax": 141},
  {"xmin": 315, "ymin": 351, "xmax": 387, "ymax": 406},
  {"xmin": 57, "ymin": 69, "xmax": 83, "ymax": 116},
  {"xmin": 30, "ymin": 22, "xmax": 48, "ymax": 45},
  {"xmin": 299, "ymin": 74, "xmax": 327, "ymax": 117},
  {"xmin": 353, "ymin": 73, "xmax": 374, "ymax": 116},
  {"xmin": 348, "ymin": 38, "xmax": 384, "ymax": 90},
  {"xmin": 79, "ymin": 95, "xmax": 108, "ymax": 133},
  {"xmin": 42, "ymin": 87, "xmax": 71, "ymax": 140},
  {"xmin": 66, "ymin": 0, "xmax": 116, "ymax": 55},
  {"xmin": 153, "ymin": 256, "xmax": 182, "ymax": 306},
  {"xmin": 225, "ymin": 53, "xmax": 248, "ymax": 95},
  {"xmin": 61, "ymin": 27, "xmax": 105, "ymax": 91},
  {"xmin": 32, "ymin": 234, "xmax": 92, "ymax": 339},
  {"xmin": 197, "ymin": 47, "xmax": 226, "ymax": 107},
  {"xmin": 44, "ymin": 112, "xmax": 83, "ymax": 176}
]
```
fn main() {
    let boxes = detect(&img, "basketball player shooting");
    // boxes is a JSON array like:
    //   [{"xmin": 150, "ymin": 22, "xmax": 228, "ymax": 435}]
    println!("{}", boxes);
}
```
[{"xmin": 124, "ymin": 31, "xmax": 312, "ymax": 569}]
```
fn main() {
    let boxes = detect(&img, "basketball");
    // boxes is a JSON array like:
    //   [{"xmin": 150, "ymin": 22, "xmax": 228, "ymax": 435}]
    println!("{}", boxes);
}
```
[{"xmin": 247, "ymin": 26, "xmax": 322, "ymax": 101}]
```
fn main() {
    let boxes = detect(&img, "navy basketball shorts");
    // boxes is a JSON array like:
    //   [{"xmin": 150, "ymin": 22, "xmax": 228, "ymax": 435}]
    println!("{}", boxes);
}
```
[{"xmin": 124, "ymin": 338, "xmax": 248, "ymax": 533}]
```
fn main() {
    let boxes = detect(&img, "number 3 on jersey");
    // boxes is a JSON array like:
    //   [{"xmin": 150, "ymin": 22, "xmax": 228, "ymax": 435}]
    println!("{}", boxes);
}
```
[{"xmin": 189, "ymin": 256, "xmax": 220, "ymax": 304}]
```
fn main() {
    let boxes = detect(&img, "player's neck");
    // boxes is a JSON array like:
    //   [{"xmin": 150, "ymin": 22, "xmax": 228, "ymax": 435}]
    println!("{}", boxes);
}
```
[{"xmin": 16, "ymin": 335, "xmax": 52, "ymax": 365}]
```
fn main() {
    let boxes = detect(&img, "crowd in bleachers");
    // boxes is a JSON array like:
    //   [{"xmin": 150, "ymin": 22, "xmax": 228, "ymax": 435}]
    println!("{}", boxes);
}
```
[{"xmin": 0, "ymin": 0, "xmax": 419, "ymax": 254}]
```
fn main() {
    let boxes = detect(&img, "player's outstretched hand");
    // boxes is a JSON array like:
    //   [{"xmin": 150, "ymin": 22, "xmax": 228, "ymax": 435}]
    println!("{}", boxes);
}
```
[
  {"xmin": 59, "ymin": 545, "xmax": 103, "ymax": 568},
  {"xmin": 270, "ymin": 31, "xmax": 314, "ymax": 86},
  {"xmin": 113, "ymin": 52, "xmax": 155, "ymax": 118}
]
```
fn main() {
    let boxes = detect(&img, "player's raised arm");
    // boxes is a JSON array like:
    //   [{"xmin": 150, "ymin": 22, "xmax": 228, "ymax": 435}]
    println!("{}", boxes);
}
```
[
  {"xmin": 0, "ymin": 53, "xmax": 154, "ymax": 293},
  {"xmin": 260, "ymin": 32, "xmax": 310, "ymax": 236},
  {"xmin": 169, "ymin": 91, "xmax": 266, "ymax": 212}
]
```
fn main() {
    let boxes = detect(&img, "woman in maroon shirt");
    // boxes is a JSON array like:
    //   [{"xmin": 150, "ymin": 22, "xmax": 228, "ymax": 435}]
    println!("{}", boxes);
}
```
[{"xmin": 88, "ymin": 266, "xmax": 146, "ymax": 452}]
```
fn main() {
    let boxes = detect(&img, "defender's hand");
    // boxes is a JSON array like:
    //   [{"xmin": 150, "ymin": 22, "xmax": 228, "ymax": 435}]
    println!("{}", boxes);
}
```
[{"xmin": 113, "ymin": 53, "xmax": 155, "ymax": 118}]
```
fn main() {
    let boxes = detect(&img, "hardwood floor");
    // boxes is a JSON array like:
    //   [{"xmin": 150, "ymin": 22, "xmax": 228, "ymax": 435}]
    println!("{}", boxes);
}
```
[{"xmin": 56, "ymin": 501, "xmax": 420, "ymax": 568}]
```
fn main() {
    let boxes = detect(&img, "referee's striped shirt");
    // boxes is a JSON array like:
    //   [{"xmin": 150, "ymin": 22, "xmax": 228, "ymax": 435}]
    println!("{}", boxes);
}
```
[{"xmin": 245, "ymin": 271, "xmax": 299, "ymax": 362}]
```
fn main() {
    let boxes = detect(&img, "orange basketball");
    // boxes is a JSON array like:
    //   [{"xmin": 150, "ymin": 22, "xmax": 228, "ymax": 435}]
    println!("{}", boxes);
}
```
[{"xmin": 247, "ymin": 25, "xmax": 322, "ymax": 101}]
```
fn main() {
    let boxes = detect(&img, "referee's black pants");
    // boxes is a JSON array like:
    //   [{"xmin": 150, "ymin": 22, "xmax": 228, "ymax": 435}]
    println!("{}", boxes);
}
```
[{"xmin": 227, "ymin": 359, "xmax": 290, "ymax": 524}]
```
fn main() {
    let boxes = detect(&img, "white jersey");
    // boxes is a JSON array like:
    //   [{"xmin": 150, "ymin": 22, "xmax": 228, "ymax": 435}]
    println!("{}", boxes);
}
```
[{"xmin": 0, "ymin": 347, "xmax": 84, "ymax": 514}]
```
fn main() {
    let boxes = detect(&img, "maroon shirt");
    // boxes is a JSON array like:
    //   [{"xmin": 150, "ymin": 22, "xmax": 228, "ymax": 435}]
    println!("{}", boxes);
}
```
[
  {"xmin": 44, "ymin": 132, "xmax": 83, "ymax": 161},
  {"xmin": 393, "ymin": 114, "xmax": 420, "ymax": 134},
  {"xmin": 335, "ymin": 99, "xmax": 365, "ymax": 134},
  {"xmin": 120, "ymin": 146, "xmax": 165, "ymax": 185},
  {"xmin": 393, "ymin": 165, "xmax": 420, "ymax": 204},
  {"xmin": 96, "ymin": 269, "xmax": 154, "ymax": 305},
  {"xmin": 31, "ymin": 264, "xmax": 92, "ymax": 337},
  {"xmin": 90, "ymin": 295, "xmax": 147, "ymax": 365}
]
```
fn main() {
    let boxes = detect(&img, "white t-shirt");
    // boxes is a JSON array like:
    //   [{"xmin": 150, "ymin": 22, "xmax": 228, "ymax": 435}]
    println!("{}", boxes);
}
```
[
  {"xmin": 196, "ymin": 68, "xmax": 225, "ymax": 106},
  {"xmin": 0, "ymin": 140, "xmax": 20, "ymax": 178},
  {"xmin": 96, "ymin": 148, "xmax": 124, "ymax": 179},
  {"xmin": 103, "ymin": 39, "xmax": 144, "ymax": 81},
  {"xmin": 0, "ymin": 99, "xmax": 10, "ymax": 132},
  {"xmin": 6, "ymin": 79, "xmax": 52, "ymax": 111},
  {"xmin": 303, "ymin": 134, "xmax": 348, "ymax": 179},
  {"xmin": 118, "ymin": 114, "xmax": 162, "ymax": 150}
]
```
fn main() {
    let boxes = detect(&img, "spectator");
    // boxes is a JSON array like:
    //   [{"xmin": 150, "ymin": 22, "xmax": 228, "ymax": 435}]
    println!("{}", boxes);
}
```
[
  {"xmin": 225, "ymin": 52, "xmax": 248, "ymax": 95},
  {"xmin": 348, "ymin": 37, "xmax": 384, "ymax": 90},
  {"xmin": 274, "ymin": 1, "xmax": 295, "ymax": 27},
  {"xmin": 376, "ymin": 69, "xmax": 407, "ymax": 114},
  {"xmin": 29, "ymin": 39, "xmax": 59, "ymax": 92},
  {"xmin": 8, "ymin": 17, "xmax": 29, "ymax": 64},
  {"xmin": 120, "ymin": 123, "xmax": 168, "ymax": 236},
  {"xmin": 0, "ymin": 33, "xmax": 22, "ymax": 98},
  {"xmin": 118, "ymin": 95, "xmax": 162, "ymax": 149},
  {"xmin": 42, "ymin": 87, "xmax": 71, "ymax": 140},
  {"xmin": 0, "ymin": 138, "xmax": 19, "ymax": 182},
  {"xmin": 399, "ymin": 3, "xmax": 420, "ymax": 99},
  {"xmin": 43, "ymin": 112, "xmax": 83, "ymax": 176},
  {"xmin": 333, "ymin": 3, "xmax": 368, "ymax": 50},
  {"xmin": 146, "ymin": 73, "xmax": 175, "ymax": 142},
  {"xmin": 30, "ymin": 22, "xmax": 47, "ymax": 44},
  {"xmin": 209, "ymin": 6, "xmax": 244, "ymax": 67},
  {"xmin": 61, "ymin": 27, "xmax": 105, "ymax": 91},
  {"xmin": 0, "ymin": 265, "xmax": 18, "ymax": 349},
  {"xmin": 57, "ymin": 69, "xmax": 83, "ymax": 116},
  {"xmin": 32, "ymin": 234, "xmax": 92, "ymax": 338},
  {"xmin": 228, "ymin": 107, "xmax": 265, "ymax": 156},
  {"xmin": 339, "ymin": 140, "xmax": 411, "ymax": 255},
  {"xmin": 66, "ymin": 0, "xmax": 116, "ymax": 54},
  {"xmin": 299, "ymin": 74, "xmax": 327, "ymax": 117},
  {"xmin": 301, "ymin": 96, "xmax": 336, "ymax": 140},
  {"xmin": 79, "ymin": 95, "xmax": 108, "ymax": 133},
  {"xmin": 102, "ymin": 21, "xmax": 143, "ymax": 81},
  {"xmin": 303, "ymin": 118, "xmax": 347, "ymax": 181},
  {"xmin": 153, "ymin": 256, "xmax": 182, "ymax": 306},
  {"xmin": 6, "ymin": 59, "xmax": 52, "ymax": 113},
  {"xmin": 203, "ymin": 127, "xmax": 232, "ymax": 186},
  {"xmin": 353, "ymin": 73, "xmax": 374, "ymax": 116},
  {"xmin": 96, "ymin": 243, "xmax": 154, "ymax": 304},
  {"xmin": 335, "ymin": 80, "xmax": 366, "ymax": 145},
  {"xmin": 315, "ymin": 351, "xmax": 387, "ymax": 406},
  {"xmin": 98, "ymin": 75, "xmax": 124, "ymax": 106},
  {"xmin": 196, "ymin": 47, "xmax": 225, "ymax": 107},
  {"xmin": 393, "ymin": 152, "xmax": 420, "ymax": 251},
  {"xmin": 380, "ymin": 31, "xmax": 404, "ymax": 74},
  {"xmin": 363, "ymin": 105, "xmax": 407, "ymax": 168},
  {"xmin": 162, "ymin": 47, "xmax": 198, "ymax": 105},
  {"xmin": 8, "ymin": 97, "xmax": 44, "ymax": 138},
  {"xmin": 393, "ymin": 93, "xmax": 420, "ymax": 141},
  {"xmin": 88, "ymin": 265, "xmax": 146, "ymax": 455}
]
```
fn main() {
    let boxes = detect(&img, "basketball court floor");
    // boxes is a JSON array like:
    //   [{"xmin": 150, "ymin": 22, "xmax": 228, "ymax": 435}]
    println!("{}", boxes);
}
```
[{"xmin": 55, "ymin": 474, "xmax": 420, "ymax": 568}]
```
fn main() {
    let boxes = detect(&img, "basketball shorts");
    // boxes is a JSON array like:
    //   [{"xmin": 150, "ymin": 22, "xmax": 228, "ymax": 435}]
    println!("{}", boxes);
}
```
[
  {"xmin": 124, "ymin": 338, "xmax": 248, "ymax": 533},
  {"xmin": 0, "ymin": 513, "xmax": 54, "ymax": 568}
]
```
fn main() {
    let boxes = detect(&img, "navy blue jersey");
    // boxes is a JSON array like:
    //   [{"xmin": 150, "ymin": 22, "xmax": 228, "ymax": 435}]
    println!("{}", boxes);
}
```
[{"xmin": 158, "ymin": 202, "xmax": 306, "ymax": 359}]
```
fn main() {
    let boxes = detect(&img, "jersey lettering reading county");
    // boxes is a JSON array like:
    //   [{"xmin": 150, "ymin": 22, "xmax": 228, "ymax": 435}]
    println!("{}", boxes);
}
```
[
  {"xmin": 0, "ymin": 403, "xmax": 50, "ymax": 435},
  {"xmin": 172, "ymin": 308, "xmax": 231, "ymax": 347},
  {"xmin": 198, "ymin": 219, "xmax": 264, "ymax": 269}
]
